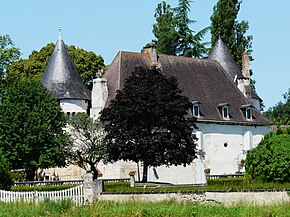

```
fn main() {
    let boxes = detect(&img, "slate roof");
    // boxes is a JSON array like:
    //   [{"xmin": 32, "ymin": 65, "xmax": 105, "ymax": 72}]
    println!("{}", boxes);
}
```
[
  {"xmin": 41, "ymin": 35, "xmax": 91, "ymax": 100},
  {"xmin": 104, "ymin": 51, "xmax": 271, "ymax": 126},
  {"xmin": 209, "ymin": 37, "xmax": 243, "ymax": 81}
]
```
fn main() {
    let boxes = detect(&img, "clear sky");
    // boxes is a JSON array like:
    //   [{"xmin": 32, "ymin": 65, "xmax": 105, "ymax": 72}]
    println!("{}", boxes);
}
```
[{"xmin": 1, "ymin": 0, "xmax": 289, "ymax": 109}]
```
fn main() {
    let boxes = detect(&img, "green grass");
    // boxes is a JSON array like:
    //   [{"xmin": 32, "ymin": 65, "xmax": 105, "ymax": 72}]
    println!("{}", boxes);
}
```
[
  {"xmin": 0, "ymin": 200, "xmax": 289, "ymax": 217},
  {"xmin": 104, "ymin": 179, "xmax": 290, "ymax": 193}
]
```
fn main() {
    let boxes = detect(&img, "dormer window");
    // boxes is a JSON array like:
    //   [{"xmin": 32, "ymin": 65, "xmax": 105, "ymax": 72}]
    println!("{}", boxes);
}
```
[
  {"xmin": 218, "ymin": 103, "xmax": 230, "ymax": 120},
  {"xmin": 192, "ymin": 101, "xmax": 201, "ymax": 118},
  {"xmin": 246, "ymin": 107, "xmax": 252, "ymax": 120},
  {"xmin": 222, "ymin": 106, "xmax": 229, "ymax": 119},
  {"xmin": 241, "ymin": 104, "xmax": 253, "ymax": 120}
]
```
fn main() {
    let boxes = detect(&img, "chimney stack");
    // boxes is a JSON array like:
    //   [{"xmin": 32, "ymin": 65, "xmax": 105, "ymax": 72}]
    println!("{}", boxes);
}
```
[
  {"xmin": 242, "ymin": 52, "xmax": 250, "ymax": 79},
  {"xmin": 144, "ymin": 46, "xmax": 158, "ymax": 69}
]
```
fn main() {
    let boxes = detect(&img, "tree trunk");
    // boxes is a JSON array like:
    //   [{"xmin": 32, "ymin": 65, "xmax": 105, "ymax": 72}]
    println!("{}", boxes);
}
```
[
  {"xmin": 142, "ymin": 161, "xmax": 148, "ymax": 182},
  {"xmin": 90, "ymin": 163, "xmax": 98, "ymax": 180},
  {"xmin": 26, "ymin": 167, "xmax": 36, "ymax": 181}
]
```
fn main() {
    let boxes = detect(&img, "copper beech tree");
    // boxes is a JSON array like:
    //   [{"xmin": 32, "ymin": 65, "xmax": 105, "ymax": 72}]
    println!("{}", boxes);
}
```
[{"xmin": 101, "ymin": 67, "xmax": 197, "ymax": 182}]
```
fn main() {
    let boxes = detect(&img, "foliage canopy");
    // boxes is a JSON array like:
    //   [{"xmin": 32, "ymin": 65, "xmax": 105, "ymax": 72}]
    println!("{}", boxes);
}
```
[
  {"xmin": 0, "ymin": 149, "xmax": 13, "ymax": 190},
  {"xmin": 245, "ymin": 128, "xmax": 290, "ymax": 183},
  {"xmin": 264, "ymin": 88, "xmax": 290, "ymax": 125},
  {"xmin": 151, "ymin": 0, "xmax": 209, "ymax": 58},
  {"xmin": 69, "ymin": 113, "xmax": 107, "ymax": 180},
  {"xmin": 101, "ymin": 67, "xmax": 196, "ymax": 182},
  {"xmin": 0, "ymin": 80, "xmax": 71, "ymax": 181},
  {"xmin": 0, "ymin": 34, "xmax": 21, "ymax": 80}
]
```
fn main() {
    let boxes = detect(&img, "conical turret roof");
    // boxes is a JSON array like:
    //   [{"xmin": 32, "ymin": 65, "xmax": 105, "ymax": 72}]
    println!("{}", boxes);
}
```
[
  {"xmin": 41, "ymin": 34, "xmax": 91, "ymax": 100},
  {"xmin": 209, "ymin": 37, "xmax": 243, "ymax": 81}
]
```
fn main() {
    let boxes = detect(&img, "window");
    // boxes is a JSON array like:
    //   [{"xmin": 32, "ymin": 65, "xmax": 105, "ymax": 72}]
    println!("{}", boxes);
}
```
[
  {"xmin": 193, "ymin": 105, "xmax": 199, "ymax": 117},
  {"xmin": 217, "ymin": 103, "xmax": 230, "ymax": 120},
  {"xmin": 66, "ymin": 112, "xmax": 71, "ymax": 117},
  {"xmin": 246, "ymin": 107, "xmax": 252, "ymax": 120},
  {"xmin": 72, "ymin": 112, "xmax": 76, "ymax": 117},
  {"xmin": 241, "ymin": 104, "xmax": 253, "ymax": 120},
  {"xmin": 192, "ymin": 101, "xmax": 201, "ymax": 117},
  {"xmin": 222, "ymin": 106, "xmax": 229, "ymax": 119}
]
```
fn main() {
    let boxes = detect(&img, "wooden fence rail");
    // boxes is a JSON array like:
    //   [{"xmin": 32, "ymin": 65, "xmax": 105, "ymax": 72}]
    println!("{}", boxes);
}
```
[{"xmin": 0, "ymin": 185, "xmax": 83, "ymax": 206}]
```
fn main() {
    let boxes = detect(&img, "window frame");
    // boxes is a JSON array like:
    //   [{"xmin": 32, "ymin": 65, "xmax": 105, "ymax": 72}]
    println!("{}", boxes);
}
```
[{"xmin": 192, "ymin": 101, "xmax": 201, "ymax": 118}]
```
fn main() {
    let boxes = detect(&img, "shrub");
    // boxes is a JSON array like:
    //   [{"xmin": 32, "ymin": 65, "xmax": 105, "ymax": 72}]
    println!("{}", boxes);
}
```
[
  {"xmin": 11, "ymin": 184, "xmax": 77, "ymax": 192},
  {"xmin": 0, "ymin": 149, "xmax": 13, "ymax": 190},
  {"xmin": 245, "ymin": 127, "xmax": 290, "ymax": 183},
  {"xmin": 207, "ymin": 178, "xmax": 244, "ymax": 189}
]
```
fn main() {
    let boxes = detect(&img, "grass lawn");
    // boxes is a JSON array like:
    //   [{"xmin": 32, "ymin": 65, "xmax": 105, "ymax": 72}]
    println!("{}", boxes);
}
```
[
  {"xmin": 104, "ymin": 178, "xmax": 290, "ymax": 193},
  {"xmin": 0, "ymin": 200, "xmax": 289, "ymax": 217}
]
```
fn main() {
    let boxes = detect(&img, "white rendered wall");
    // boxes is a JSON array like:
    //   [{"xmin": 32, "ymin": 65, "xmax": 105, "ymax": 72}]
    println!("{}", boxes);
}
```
[
  {"xmin": 60, "ymin": 99, "xmax": 88, "ymax": 115},
  {"xmin": 196, "ymin": 123, "xmax": 271, "ymax": 175},
  {"xmin": 98, "ymin": 160, "xmax": 139, "ymax": 180}
]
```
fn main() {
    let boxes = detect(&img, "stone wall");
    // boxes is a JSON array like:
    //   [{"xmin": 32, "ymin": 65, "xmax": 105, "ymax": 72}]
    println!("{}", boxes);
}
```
[{"xmin": 98, "ymin": 191, "xmax": 289, "ymax": 206}]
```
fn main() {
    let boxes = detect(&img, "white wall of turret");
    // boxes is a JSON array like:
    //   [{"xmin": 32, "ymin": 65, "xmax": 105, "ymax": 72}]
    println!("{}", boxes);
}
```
[{"xmin": 60, "ymin": 99, "xmax": 89, "ymax": 117}]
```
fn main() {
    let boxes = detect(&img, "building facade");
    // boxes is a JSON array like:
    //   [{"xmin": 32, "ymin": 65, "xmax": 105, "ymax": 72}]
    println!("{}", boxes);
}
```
[{"xmin": 42, "ymin": 34, "xmax": 272, "ymax": 183}]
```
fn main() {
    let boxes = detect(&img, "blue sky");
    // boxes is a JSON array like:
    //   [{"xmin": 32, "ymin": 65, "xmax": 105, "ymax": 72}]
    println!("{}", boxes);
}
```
[{"xmin": 1, "ymin": 0, "xmax": 289, "ymax": 109}]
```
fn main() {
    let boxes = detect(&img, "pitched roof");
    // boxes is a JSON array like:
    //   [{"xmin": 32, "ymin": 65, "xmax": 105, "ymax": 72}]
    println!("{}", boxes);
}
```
[
  {"xmin": 209, "ymin": 37, "xmax": 243, "ymax": 81},
  {"xmin": 104, "ymin": 51, "xmax": 271, "ymax": 126},
  {"xmin": 41, "ymin": 35, "xmax": 91, "ymax": 100}
]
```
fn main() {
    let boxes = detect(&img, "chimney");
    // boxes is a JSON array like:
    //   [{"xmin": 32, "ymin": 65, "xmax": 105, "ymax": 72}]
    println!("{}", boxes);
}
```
[
  {"xmin": 242, "ymin": 52, "xmax": 250, "ymax": 79},
  {"xmin": 90, "ymin": 78, "xmax": 108, "ymax": 120},
  {"xmin": 144, "ymin": 46, "xmax": 158, "ymax": 69}
]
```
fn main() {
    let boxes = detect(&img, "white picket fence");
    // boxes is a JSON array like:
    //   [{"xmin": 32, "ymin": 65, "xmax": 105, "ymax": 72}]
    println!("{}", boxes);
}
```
[{"xmin": 0, "ymin": 185, "xmax": 83, "ymax": 206}]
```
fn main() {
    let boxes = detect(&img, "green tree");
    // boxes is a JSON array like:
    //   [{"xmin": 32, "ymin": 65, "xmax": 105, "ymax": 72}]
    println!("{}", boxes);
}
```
[
  {"xmin": 151, "ymin": 1, "xmax": 209, "ymax": 58},
  {"xmin": 69, "ymin": 113, "xmax": 107, "ymax": 180},
  {"xmin": 264, "ymin": 88, "xmax": 290, "ymax": 125},
  {"xmin": 0, "ymin": 80, "xmax": 72, "ymax": 181},
  {"xmin": 245, "ymin": 128, "xmax": 290, "ymax": 183},
  {"xmin": 101, "ymin": 67, "xmax": 196, "ymax": 182},
  {"xmin": 0, "ymin": 34, "xmax": 21, "ymax": 80},
  {"xmin": 210, "ymin": 0, "xmax": 253, "ymax": 67},
  {"xmin": 152, "ymin": 1, "xmax": 179, "ymax": 55},
  {"xmin": 0, "ymin": 149, "xmax": 13, "ymax": 190},
  {"xmin": 4, "ymin": 43, "xmax": 106, "ymax": 89}
]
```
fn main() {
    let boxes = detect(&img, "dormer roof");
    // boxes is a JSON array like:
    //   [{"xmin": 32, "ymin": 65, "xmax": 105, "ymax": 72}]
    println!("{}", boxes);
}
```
[
  {"xmin": 41, "ymin": 34, "xmax": 91, "ymax": 100},
  {"xmin": 209, "ymin": 37, "xmax": 243, "ymax": 82}
]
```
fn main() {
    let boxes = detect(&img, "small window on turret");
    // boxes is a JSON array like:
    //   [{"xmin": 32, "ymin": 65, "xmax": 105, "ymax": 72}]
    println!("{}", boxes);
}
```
[
  {"xmin": 66, "ymin": 112, "xmax": 70, "ymax": 117},
  {"xmin": 72, "ymin": 112, "xmax": 76, "ymax": 117}
]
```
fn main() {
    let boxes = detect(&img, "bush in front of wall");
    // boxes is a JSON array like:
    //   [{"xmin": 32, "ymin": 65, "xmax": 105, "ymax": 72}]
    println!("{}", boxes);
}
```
[{"xmin": 245, "ymin": 128, "xmax": 290, "ymax": 183}]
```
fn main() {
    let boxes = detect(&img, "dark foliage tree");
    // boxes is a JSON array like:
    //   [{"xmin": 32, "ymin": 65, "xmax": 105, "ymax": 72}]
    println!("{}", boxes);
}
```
[
  {"xmin": 264, "ymin": 88, "xmax": 290, "ymax": 125},
  {"xmin": 210, "ymin": 0, "xmax": 253, "ymax": 67},
  {"xmin": 0, "ymin": 34, "xmax": 21, "ymax": 80},
  {"xmin": 0, "ymin": 80, "xmax": 72, "ymax": 181},
  {"xmin": 0, "ymin": 149, "xmax": 13, "ymax": 190},
  {"xmin": 101, "ymin": 67, "xmax": 197, "ymax": 182},
  {"xmin": 245, "ymin": 128, "xmax": 290, "ymax": 183},
  {"xmin": 4, "ymin": 43, "xmax": 106, "ymax": 89},
  {"xmin": 151, "ymin": 0, "xmax": 209, "ymax": 58},
  {"xmin": 69, "ymin": 113, "xmax": 107, "ymax": 180}
]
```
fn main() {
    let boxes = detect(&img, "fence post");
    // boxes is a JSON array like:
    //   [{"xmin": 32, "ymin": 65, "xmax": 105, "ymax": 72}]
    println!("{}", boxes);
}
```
[{"xmin": 83, "ymin": 172, "xmax": 103, "ymax": 203}]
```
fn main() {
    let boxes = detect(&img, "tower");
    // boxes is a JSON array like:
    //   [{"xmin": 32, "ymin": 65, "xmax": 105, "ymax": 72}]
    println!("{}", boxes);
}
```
[{"xmin": 41, "ymin": 30, "xmax": 91, "ymax": 117}]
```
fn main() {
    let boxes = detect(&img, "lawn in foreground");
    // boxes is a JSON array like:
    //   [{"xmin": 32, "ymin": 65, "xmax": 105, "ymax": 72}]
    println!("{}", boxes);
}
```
[{"xmin": 0, "ymin": 200, "xmax": 289, "ymax": 217}]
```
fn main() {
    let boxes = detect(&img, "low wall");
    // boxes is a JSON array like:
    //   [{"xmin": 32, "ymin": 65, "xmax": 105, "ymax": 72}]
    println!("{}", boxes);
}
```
[
  {"xmin": 205, "ymin": 191, "xmax": 289, "ymax": 206},
  {"xmin": 98, "ymin": 191, "xmax": 289, "ymax": 206}
]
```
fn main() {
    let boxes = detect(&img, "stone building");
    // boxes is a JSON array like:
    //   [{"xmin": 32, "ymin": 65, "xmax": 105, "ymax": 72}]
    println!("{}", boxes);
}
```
[{"xmin": 42, "ymin": 34, "xmax": 272, "ymax": 183}]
